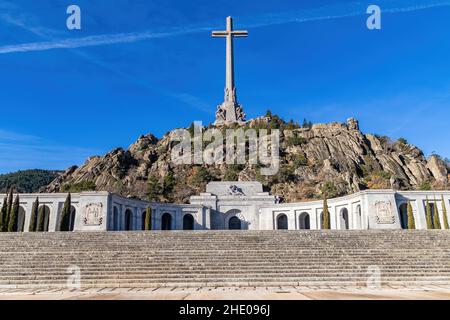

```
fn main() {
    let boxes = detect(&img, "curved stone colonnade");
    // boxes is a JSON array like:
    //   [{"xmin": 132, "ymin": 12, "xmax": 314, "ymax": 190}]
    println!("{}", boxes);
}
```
[{"xmin": 1, "ymin": 185, "xmax": 449, "ymax": 232}]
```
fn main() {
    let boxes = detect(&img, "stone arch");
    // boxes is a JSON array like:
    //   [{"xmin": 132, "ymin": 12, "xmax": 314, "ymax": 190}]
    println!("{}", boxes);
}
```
[
  {"xmin": 340, "ymin": 208, "xmax": 349, "ymax": 230},
  {"xmin": 124, "ymin": 209, "xmax": 133, "ymax": 231},
  {"xmin": 276, "ymin": 214, "xmax": 288, "ymax": 230},
  {"xmin": 37, "ymin": 205, "xmax": 50, "ymax": 232},
  {"xmin": 354, "ymin": 205, "xmax": 362, "ymax": 229},
  {"xmin": 225, "ymin": 209, "xmax": 247, "ymax": 230},
  {"xmin": 183, "ymin": 214, "xmax": 195, "ymax": 230},
  {"xmin": 399, "ymin": 203, "xmax": 408, "ymax": 229},
  {"xmin": 429, "ymin": 202, "xmax": 437, "ymax": 229},
  {"xmin": 228, "ymin": 216, "xmax": 241, "ymax": 230},
  {"xmin": 299, "ymin": 212, "xmax": 310, "ymax": 230},
  {"xmin": 112, "ymin": 206, "xmax": 120, "ymax": 231},
  {"xmin": 319, "ymin": 211, "xmax": 323, "ymax": 229},
  {"xmin": 141, "ymin": 210, "xmax": 147, "ymax": 230},
  {"xmin": 161, "ymin": 212, "xmax": 172, "ymax": 230}
]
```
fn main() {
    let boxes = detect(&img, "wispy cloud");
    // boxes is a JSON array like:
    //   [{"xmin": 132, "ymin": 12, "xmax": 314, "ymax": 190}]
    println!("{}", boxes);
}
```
[
  {"xmin": 0, "ymin": 129, "xmax": 98, "ymax": 174},
  {"xmin": 0, "ymin": 0, "xmax": 449, "ymax": 55}
]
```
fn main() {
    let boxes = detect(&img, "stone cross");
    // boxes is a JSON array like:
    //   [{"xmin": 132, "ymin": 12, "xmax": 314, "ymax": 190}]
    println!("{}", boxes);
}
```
[{"xmin": 213, "ymin": 16, "xmax": 248, "ymax": 124}]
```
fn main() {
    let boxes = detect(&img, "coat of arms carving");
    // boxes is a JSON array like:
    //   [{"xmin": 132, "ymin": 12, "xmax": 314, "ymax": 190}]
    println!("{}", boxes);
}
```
[
  {"xmin": 84, "ymin": 203, "xmax": 103, "ymax": 226},
  {"xmin": 374, "ymin": 201, "xmax": 395, "ymax": 224}
]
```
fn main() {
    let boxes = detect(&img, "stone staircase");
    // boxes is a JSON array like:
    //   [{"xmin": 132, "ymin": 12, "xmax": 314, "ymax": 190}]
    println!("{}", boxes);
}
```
[{"xmin": 0, "ymin": 230, "xmax": 450, "ymax": 289}]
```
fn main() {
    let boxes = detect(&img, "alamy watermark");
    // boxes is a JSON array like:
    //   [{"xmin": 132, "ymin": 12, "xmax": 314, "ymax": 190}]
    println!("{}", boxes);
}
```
[
  {"xmin": 170, "ymin": 122, "xmax": 280, "ymax": 176},
  {"xmin": 66, "ymin": 265, "xmax": 81, "ymax": 289}
]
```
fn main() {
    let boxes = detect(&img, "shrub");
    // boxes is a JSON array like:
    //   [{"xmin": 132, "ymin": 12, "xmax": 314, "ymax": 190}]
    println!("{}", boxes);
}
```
[
  {"xmin": 61, "ymin": 181, "xmax": 96, "ymax": 193},
  {"xmin": 407, "ymin": 201, "xmax": 415, "ymax": 229},
  {"xmin": 144, "ymin": 207, "xmax": 152, "ymax": 231},
  {"xmin": 286, "ymin": 135, "xmax": 307, "ymax": 147},
  {"xmin": 36, "ymin": 206, "xmax": 46, "ymax": 232},
  {"xmin": 147, "ymin": 175, "xmax": 162, "ymax": 202},
  {"xmin": 0, "ymin": 196, "xmax": 7, "ymax": 232},
  {"xmin": 192, "ymin": 167, "xmax": 212, "ymax": 186},
  {"xmin": 322, "ymin": 197, "xmax": 330, "ymax": 229},
  {"xmin": 293, "ymin": 154, "xmax": 308, "ymax": 168},
  {"xmin": 418, "ymin": 181, "xmax": 432, "ymax": 191},
  {"xmin": 59, "ymin": 193, "xmax": 72, "ymax": 232},
  {"xmin": 442, "ymin": 195, "xmax": 449, "ymax": 229},
  {"xmin": 7, "ymin": 195, "xmax": 19, "ymax": 232},
  {"xmin": 433, "ymin": 198, "xmax": 442, "ymax": 229},
  {"xmin": 321, "ymin": 181, "xmax": 338, "ymax": 199},
  {"xmin": 29, "ymin": 197, "xmax": 39, "ymax": 232},
  {"xmin": 425, "ymin": 197, "xmax": 433, "ymax": 229}
]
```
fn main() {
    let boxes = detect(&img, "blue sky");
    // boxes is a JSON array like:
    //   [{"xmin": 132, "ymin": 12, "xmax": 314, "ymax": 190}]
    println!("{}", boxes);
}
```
[{"xmin": 0, "ymin": 0, "xmax": 449, "ymax": 174}]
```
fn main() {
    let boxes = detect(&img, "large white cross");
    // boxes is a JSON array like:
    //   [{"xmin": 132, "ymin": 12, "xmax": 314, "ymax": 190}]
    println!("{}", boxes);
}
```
[{"xmin": 212, "ymin": 16, "xmax": 248, "ymax": 104}]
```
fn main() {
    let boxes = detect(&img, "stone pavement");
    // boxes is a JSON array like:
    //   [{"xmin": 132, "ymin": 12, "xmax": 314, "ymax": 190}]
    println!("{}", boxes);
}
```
[{"xmin": 1, "ymin": 286, "xmax": 450, "ymax": 300}]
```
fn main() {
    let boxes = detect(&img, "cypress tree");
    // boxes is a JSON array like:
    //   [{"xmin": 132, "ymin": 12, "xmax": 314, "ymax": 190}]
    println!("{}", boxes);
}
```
[
  {"xmin": 29, "ymin": 197, "xmax": 39, "ymax": 232},
  {"xmin": 321, "ymin": 197, "xmax": 331, "ymax": 229},
  {"xmin": 0, "ymin": 197, "xmax": 7, "ymax": 232},
  {"xmin": 442, "ymin": 195, "xmax": 449, "ymax": 230},
  {"xmin": 7, "ymin": 195, "xmax": 19, "ymax": 232},
  {"xmin": 433, "ymin": 198, "xmax": 441, "ymax": 229},
  {"xmin": 144, "ymin": 207, "xmax": 152, "ymax": 231},
  {"xmin": 36, "ymin": 206, "xmax": 45, "ymax": 232},
  {"xmin": 425, "ymin": 197, "xmax": 433, "ymax": 229},
  {"xmin": 5, "ymin": 188, "xmax": 13, "ymax": 230},
  {"xmin": 407, "ymin": 201, "xmax": 415, "ymax": 230},
  {"xmin": 59, "ymin": 193, "xmax": 71, "ymax": 231}
]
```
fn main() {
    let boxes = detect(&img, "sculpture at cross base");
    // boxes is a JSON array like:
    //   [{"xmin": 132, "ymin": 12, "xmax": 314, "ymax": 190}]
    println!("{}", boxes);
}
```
[{"xmin": 212, "ymin": 16, "xmax": 248, "ymax": 125}]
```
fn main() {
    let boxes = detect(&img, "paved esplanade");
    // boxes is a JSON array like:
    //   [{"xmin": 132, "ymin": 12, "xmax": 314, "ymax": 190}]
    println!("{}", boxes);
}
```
[{"xmin": 213, "ymin": 16, "xmax": 247, "ymax": 124}]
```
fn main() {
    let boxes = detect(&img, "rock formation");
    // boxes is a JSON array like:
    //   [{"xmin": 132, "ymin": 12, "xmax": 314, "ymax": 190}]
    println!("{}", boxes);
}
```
[{"xmin": 43, "ymin": 117, "xmax": 449, "ymax": 203}]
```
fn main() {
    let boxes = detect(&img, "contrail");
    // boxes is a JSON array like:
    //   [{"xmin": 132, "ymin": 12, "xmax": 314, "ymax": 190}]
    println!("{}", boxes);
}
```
[{"xmin": 0, "ymin": 0, "xmax": 449, "ymax": 54}]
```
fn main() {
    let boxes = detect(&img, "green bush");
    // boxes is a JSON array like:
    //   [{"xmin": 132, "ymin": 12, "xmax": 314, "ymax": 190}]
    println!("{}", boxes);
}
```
[
  {"xmin": 59, "ymin": 193, "xmax": 72, "ymax": 231},
  {"xmin": 192, "ymin": 167, "xmax": 212, "ymax": 186},
  {"xmin": 286, "ymin": 135, "xmax": 307, "ymax": 147},
  {"xmin": 425, "ymin": 197, "xmax": 433, "ymax": 229},
  {"xmin": 442, "ymin": 195, "xmax": 449, "ymax": 229},
  {"xmin": 7, "ymin": 195, "xmax": 19, "ymax": 232},
  {"xmin": 433, "ymin": 198, "xmax": 442, "ymax": 229},
  {"xmin": 407, "ymin": 201, "xmax": 415, "ymax": 229},
  {"xmin": 61, "ymin": 181, "xmax": 96, "ymax": 193},
  {"xmin": 322, "ymin": 197, "xmax": 330, "ymax": 229},
  {"xmin": 29, "ymin": 197, "xmax": 39, "ymax": 232},
  {"xmin": 145, "ymin": 207, "xmax": 152, "ymax": 231}
]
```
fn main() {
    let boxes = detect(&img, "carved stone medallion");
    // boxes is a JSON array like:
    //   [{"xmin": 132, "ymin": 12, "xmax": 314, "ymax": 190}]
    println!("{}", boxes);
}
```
[
  {"xmin": 374, "ymin": 201, "xmax": 395, "ymax": 224},
  {"xmin": 83, "ymin": 203, "xmax": 103, "ymax": 226}
]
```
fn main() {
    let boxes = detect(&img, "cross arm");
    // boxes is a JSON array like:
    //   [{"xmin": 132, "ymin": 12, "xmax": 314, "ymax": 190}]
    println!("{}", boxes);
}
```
[
  {"xmin": 231, "ymin": 31, "xmax": 248, "ymax": 37},
  {"xmin": 212, "ymin": 31, "xmax": 228, "ymax": 37}
]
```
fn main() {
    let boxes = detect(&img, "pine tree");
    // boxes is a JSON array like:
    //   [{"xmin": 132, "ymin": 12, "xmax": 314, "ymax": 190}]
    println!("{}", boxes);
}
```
[
  {"xmin": 59, "ymin": 193, "xmax": 71, "ymax": 231},
  {"xmin": 5, "ymin": 188, "xmax": 13, "ymax": 230},
  {"xmin": 147, "ymin": 175, "xmax": 161, "ymax": 202},
  {"xmin": 321, "ymin": 197, "xmax": 331, "ymax": 229},
  {"xmin": 36, "ymin": 206, "xmax": 45, "ymax": 232},
  {"xmin": 29, "ymin": 197, "xmax": 39, "ymax": 232},
  {"xmin": 433, "ymin": 198, "xmax": 441, "ymax": 229},
  {"xmin": 442, "ymin": 195, "xmax": 449, "ymax": 230},
  {"xmin": 425, "ymin": 197, "xmax": 433, "ymax": 229},
  {"xmin": 144, "ymin": 207, "xmax": 152, "ymax": 231},
  {"xmin": 0, "ymin": 197, "xmax": 7, "ymax": 232},
  {"xmin": 7, "ymin": 195, "xmax": 19, "ymax": 232},
  {"xmin": 407, "ymin": 201, "xmax": 415, "ymax": 229}
]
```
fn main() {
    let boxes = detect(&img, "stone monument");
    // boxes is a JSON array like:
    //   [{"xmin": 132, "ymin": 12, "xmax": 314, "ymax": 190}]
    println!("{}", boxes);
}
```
[{"xmin": 212, "ymin": 16, "xmax": 247, "ymax": 125}]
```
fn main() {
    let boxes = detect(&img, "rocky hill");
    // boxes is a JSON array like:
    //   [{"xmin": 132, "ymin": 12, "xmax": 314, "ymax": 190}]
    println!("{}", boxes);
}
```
[{"xmin": 43, "ymin": 116, "xmax": 449, "ymax": 203}]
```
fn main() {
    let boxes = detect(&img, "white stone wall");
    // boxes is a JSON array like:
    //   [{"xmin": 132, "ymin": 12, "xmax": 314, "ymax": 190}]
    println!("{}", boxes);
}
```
[{"xmin": 1, "ymin": 188, "xmax": 449, "ymax": 232}]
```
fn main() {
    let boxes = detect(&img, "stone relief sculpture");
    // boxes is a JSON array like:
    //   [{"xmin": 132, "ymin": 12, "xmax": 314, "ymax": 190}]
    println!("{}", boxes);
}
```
[
  {"xmin": 229, "ymin": 185, "xmax": 245, "ymax": 196},
  {"xmin": 374, "ymin": 201, "xmax": 395, "ymax": 224},
  {"xmin": 84, "ymin": 203, "xmax": 103, "ymax": 226}
]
